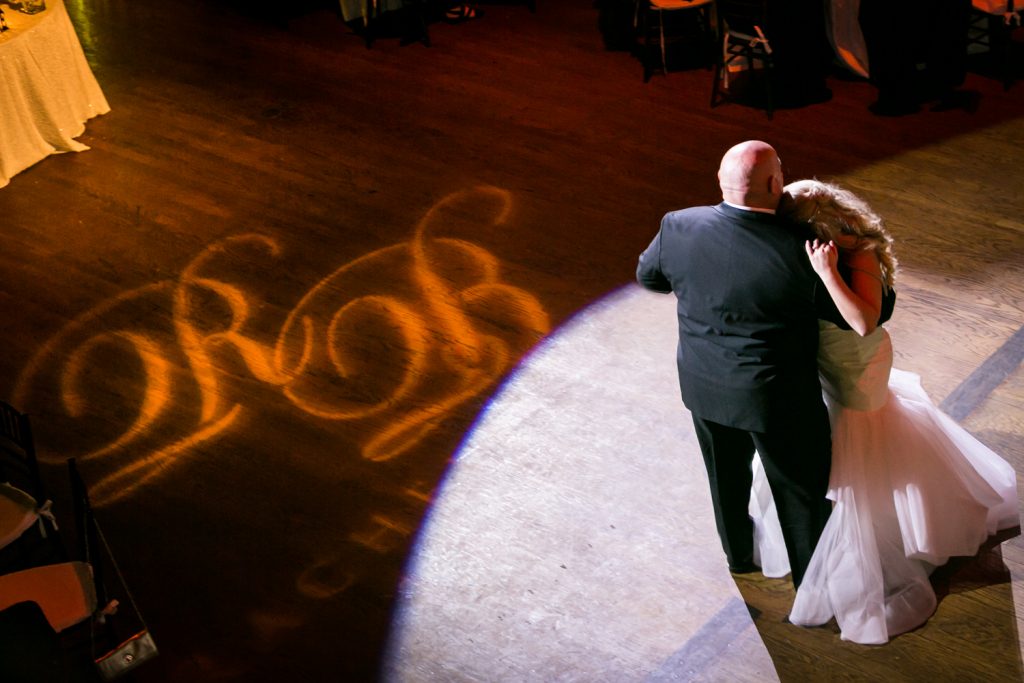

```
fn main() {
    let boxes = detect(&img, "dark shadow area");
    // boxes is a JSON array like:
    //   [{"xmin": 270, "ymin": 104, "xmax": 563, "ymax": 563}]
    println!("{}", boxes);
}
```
[
  {"xmin": 218, "ymin": 0, "xmax": 340, "ymax": 22},
  {"xmin": 736, "ymin": 535, "xmax": 1024, "ymax": 681},
  {"xmin": 931, "ymin": 528, "xmax": 1022, "ymax": 599},
  {"xmin": 595, "ymin": 0, "xmax": 636, "ymax": 51},
  {"xmin": 967, "ymin": 20, "xmax": 1024, "ymax": 89}
]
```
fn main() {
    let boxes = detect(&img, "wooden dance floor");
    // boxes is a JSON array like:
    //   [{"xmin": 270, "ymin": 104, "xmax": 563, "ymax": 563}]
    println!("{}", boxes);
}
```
[{"xmin": 0, "ymin": 1, "xmax": 1022, "ymax": 680}]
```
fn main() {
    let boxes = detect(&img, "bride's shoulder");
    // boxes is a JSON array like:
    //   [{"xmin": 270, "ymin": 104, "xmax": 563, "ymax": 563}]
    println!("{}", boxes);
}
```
[
  {"xmin": 833, "ymin": 234, "xmax": 862, "ymax": 250},
  {"xmin": 838, "ymin": 238, "xmax": 880, "ymax": 263},
  {"xmin": 840, "ymin": 244, "xmax": 883, "ymax": 284}
]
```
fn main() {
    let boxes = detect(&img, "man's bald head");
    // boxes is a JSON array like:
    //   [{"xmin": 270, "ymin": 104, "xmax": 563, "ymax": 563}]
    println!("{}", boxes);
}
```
[{"xmin": 718, "ymin": 141, "xmax": 784, "ymax": 210}]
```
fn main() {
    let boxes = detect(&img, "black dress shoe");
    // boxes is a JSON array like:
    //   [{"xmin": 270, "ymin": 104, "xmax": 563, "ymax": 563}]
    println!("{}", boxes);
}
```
[{"xmin": 729, "ymin": 561, "xmax": 762, "ymax": 574}]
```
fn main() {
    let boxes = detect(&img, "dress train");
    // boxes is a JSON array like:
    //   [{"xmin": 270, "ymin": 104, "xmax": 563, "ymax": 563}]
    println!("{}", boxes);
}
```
[{"xmin": 750, "ymin": 326, "xmax": 1018, "ymax": 645}]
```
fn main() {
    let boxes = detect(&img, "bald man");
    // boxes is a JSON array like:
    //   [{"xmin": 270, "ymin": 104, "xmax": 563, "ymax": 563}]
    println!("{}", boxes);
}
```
[{"xmin": 636, "ymin": 141, "xmax": 831, "ymax": 587}]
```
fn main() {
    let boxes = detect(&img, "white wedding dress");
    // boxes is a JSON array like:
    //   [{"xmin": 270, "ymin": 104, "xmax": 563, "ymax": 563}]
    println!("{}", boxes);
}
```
[{"xmin": 750, "ymin": 321, "xmax": 1019, "ymax": 645}]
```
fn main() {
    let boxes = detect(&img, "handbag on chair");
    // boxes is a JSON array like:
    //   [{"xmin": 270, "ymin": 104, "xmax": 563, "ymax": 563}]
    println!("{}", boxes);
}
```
[
  {"xmin": 88, "ymin": 517, "xmax": 159, "ymax": 680},
  {"xmin": 73, "ymin": 458, "xmax": 159, "ymax": 680},
  {"xmin": 95, "ymin": 628, "xmax": 159, "ymax": 680}
]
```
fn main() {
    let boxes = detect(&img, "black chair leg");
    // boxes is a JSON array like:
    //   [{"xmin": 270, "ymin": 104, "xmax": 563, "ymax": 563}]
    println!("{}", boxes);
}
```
[
  {"xmin": 657, "ymin": 11, "xmax": 667, "ymax": 76},
  {"xmin": 1002, "ymin": 17, "xmax": 1018, "ymax": 90},
  {"xmin": 711, "ymin": 62, "xmax": 722, "ymax": 106},
  {"xmin": 642, "ymin": 8, "xmax": 653, "ymax": 81},
  {"xmin": 414, "ymin": 0, "xmax": 430, "ymax": 47},
  {"xmin": 362, "ymin": 15, "xmax": 375, "ymax": 48}
]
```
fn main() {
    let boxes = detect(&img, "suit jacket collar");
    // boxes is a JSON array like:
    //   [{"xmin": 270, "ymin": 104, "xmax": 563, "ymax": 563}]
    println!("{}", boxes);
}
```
[{"xmin": 714, "ymin": 202, "xmax": 782, "ymax": 223}]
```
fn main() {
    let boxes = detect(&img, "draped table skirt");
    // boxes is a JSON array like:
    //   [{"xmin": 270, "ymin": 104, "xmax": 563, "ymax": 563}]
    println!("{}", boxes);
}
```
[
  {"xmin": 0, "ymin": 0, "xmax": 110, "ymax": 188},
  {"xmin": 828, "ymin": 0, "xmax": 1010, "ymax": 79}
]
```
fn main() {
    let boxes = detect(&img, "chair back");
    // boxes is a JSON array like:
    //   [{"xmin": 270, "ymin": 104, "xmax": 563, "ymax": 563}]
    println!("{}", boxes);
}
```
[
  {"xmin": 717, "ymin": 0, "xmax": 769, "ymax": 36},
  {"xmin": 0, "ymin": 483, "xmax": 40, "ymax": 550},
  {"xmin": 0, "ymin": 401, "xmax": 44, "ymax": 504}
]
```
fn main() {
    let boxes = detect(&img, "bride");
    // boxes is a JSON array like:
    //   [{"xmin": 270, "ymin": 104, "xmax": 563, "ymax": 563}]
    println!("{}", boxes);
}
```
[{"xmin": 749, "ymin": 179, "xmax": 1020, "ymax": 645}]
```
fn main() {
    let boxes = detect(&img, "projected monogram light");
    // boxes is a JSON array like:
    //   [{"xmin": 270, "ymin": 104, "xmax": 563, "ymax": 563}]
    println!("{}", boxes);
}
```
[{"xmin": 14, "ymin": 187, "xmax": 550, "ymax": 505}]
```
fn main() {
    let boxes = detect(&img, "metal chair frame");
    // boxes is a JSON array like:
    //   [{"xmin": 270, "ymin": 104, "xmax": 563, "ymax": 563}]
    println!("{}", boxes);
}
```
[
  {"xmin": 636, "ymin": 0, "xmax": 716, "ymax": 82},
  {"xmin": 710, "ymin": 0, "xmax": 775, "ymax": 118},
  {"xmin": 0, "ymin": 401, "xmax": 44, "ymax": 505},
  {"xmin": 967, "ymin": 0, "xmax": 1019, "ymax": 89}
]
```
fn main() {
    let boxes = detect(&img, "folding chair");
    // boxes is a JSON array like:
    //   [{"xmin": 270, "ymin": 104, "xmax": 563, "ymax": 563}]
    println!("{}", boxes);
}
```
[
  {"xmin": 0, "ymin": 402, "xmax": 62, "ymax": 571},
  {"xmin": 711, "ymin": 0, "xmax": 776, "ymax": 117},
  {"xmin": 0, "ymin": 401, "xmax": 44, "ymax": 503},
  {"xmin": 636, "ymin": 0, "xmax": 716, "ymax": 81}
]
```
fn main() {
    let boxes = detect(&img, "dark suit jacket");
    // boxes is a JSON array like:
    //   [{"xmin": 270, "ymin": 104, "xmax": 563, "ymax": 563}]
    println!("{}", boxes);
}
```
[{"xmin": 637, "ymin": 202, "xmax": 825, "ymax": 432}]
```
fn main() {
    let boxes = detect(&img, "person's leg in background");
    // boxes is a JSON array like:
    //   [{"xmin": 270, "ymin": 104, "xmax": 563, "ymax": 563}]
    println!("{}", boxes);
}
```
[
  {"xmin": 923, "ymin": 0, "xmax": 976, "ymax": 110},
  {"xmin": 859, "ymin": 0, "xmax": 922, "ymax": 115},
  {"xmin": 768, "ymin": 0, "xmax": 834, "ymax": 106}
]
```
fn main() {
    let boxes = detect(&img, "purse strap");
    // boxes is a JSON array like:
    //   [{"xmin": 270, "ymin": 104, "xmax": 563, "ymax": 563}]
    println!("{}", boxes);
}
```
[
  {"xmin": 93, "ymin": 519, "xmax": 148, "ymax": 629},
  {"xmin": 80, "ymin": 470, "xmax": 148, "ymax": 662}
]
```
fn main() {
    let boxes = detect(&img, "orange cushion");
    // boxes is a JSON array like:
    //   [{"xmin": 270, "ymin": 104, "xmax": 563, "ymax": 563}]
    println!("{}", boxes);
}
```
[
  {"xmin": 0, "ymin": 562, "xmax": 97, "ymax": 632},
  {"xmin": 650, "ymin": 0, "xmax": 714, "ymax": 9}
]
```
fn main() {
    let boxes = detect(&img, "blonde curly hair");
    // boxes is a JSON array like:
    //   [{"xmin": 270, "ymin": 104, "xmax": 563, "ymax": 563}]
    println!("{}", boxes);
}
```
[{"xmin": 781, "ymin": 179, "xmax": 898, "ymax": 289}]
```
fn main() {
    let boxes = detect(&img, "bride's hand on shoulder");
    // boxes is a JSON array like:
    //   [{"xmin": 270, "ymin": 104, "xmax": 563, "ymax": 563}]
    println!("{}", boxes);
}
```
[{"xmin": 805, "ymin": 239, "xmax": 838, "ymax": 277}]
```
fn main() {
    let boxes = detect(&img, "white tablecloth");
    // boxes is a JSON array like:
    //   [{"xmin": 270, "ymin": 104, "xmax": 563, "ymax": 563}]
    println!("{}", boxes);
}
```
[
  {"xmin": 0, "ymin": 0, "xmax": 110, "ymax": 188},
  {"xmin": 826, "ymin": 0, "xmax": 870, "ymax": 78}
]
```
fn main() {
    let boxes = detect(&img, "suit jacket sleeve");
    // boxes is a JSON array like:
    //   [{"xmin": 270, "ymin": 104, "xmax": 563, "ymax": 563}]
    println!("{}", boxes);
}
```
[{"xmin": 636, "ymin": 218, "xmax": 672, "ymax": 293}]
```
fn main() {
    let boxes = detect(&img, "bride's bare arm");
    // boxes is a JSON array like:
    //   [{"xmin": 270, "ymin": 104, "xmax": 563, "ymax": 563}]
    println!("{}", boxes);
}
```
[{"xmin": 806, "ymin": 239, "xmax": 884, "ymax": 336}]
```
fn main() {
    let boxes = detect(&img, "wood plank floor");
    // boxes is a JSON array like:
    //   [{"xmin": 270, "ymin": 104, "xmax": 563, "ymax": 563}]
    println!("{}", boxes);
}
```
[{"xmin": 1, "ymin": 1, "xmax": 1022, "ymax": 680}]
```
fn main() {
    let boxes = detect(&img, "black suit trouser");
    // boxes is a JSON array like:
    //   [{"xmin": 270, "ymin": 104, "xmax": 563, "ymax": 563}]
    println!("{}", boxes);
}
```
[{"xmin": 692, "ymin": 410, "xmax": 832, "ymax": 587}]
